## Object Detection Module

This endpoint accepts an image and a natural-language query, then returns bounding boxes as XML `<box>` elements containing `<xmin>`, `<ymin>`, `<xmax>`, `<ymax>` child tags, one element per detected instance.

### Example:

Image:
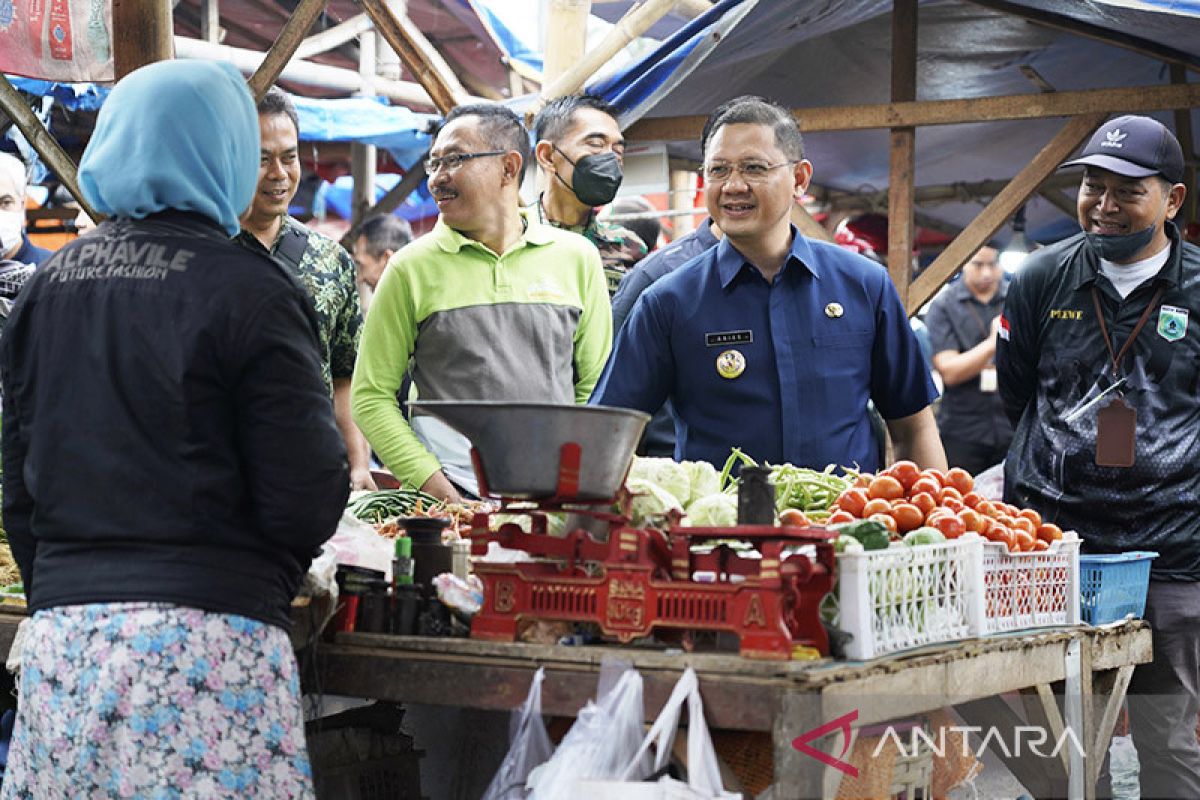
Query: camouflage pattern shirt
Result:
<box><xmin>236</xmin><ymin>216</ymin><xmax>362</xmax><ymax>394</ymax></box>
<box><xmin>532</xmin><ymin>196</ymin><xmax>647</xmax><ymax>296</ymax></box>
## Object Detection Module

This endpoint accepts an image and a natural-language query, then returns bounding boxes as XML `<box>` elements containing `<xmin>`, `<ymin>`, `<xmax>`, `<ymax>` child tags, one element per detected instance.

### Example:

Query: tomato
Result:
<box><xmin>945</xmin><ymin>467</ymin><xmax>974</xmax><ymax>495</ymax></box>
<box><xmin>1018</xmin><ymin>508</ymin><xmax>1043</xmax><ymax>528</ymax></box>
<box><xmin>1013</xmin><ymin>530</ymin><xmax>1036</xmax><ymax>552</ymax></box>
<box><xmin>910</xmin><ymin>478</ymin><xmax>941</xmax><ymax>498</ymax></box>
<box><xmin>835</xmin><ymin>488</ymin><xmax>870</xmax><ymax>518</ymax></box>
<box><xmin>959</xmin><ymin>508</ymin><xmax>984</xmax><ymax>534</ymax></box>
<box><xmin>975</xmin><ymin>499</ymin><xmax>995</xmax><ymax>518</ymax></box>
<box><xmin>827</xmin><ymin>510</ymin><xmax>856</xmax><ymax>525</ymax></box>
<box><xmin>869</xmin><ymin>513</ymin><xmax>898</xmax><ymax>533</ymax></box>
<box><xmin>939</xmin><ymin>486</ymin><xmax>964</xmax><ymax>504</ymax></box>
<box><xmin>862</xmin><ymin>498</ymin><xmax>892</xmax><ymax>517</ymax></box>
<box><xmin>888</xmin><ymin>460</ymin><xmax>921</xmax><ymax>490</ymax></box>
<box><xmin>890</xmin><ymin>503</ymin><xmax>924</xmax><ymax>533</ymax></box>
<box><xmin>1032</xmin><ymin>540</ymin><xmax>1050</xmax><ymax>552</ymax></box>
<box><xmin>976</xmin><ymin>515</ymin><xmax>994</xmax><ymax>537</ymax></box>
<box><xmin>929</xmin><ymin>513</ymin><xmax>966</xmax><ymax>540</ymax></box>
<box><xmin>1010</xmin><ymin>517</ymin><xmax>1037</xmax><ymax>537</ymax></box>
<box><xmin>854</xmin><ymin>472</ymin><xmax>873</xmax><ymax>488</ymax></box>
<box><xmin>868</xmin><ymin>475</ymin><xmax>905</xmax><ymax>501</ymax></box>
<box><xmin>909</xmin><ymin>491</ymin><xmax>937</xmax><ymax>517</ymax></box>
<box><xmin>780</xmin><ymin>509</ymin><xmax>811</xmax><ymax>527</ymax></box>
<box><xmin>941</xmin><ymin>496</ymin><xmax>966</xmax><ymax>514</ymax></box>
<box><xmin>961</xmin><ymin>491</ymin><xmax>984</xmax><ymax>509</ymax></box>
<box><xmin>919</xmin><ymin>469</ymin><xmax>947</xmax><ymax>488</ymax></box>
<box><xmin>989</xmin><ymin>525</ymin><xmax>1016</xmax><ymax>552</ymax></box>
<box><xmin>1037</xmin><ymin>523</ymin><xmax>1063</xmax><ymax>544</ymax></box>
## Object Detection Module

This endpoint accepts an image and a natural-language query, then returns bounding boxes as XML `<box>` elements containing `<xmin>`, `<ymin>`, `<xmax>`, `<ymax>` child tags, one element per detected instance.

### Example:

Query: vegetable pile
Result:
<box><xmin>826</xmin><ymin>461</ymin><xmax>1067</xmax><ymax>553</ymax></box>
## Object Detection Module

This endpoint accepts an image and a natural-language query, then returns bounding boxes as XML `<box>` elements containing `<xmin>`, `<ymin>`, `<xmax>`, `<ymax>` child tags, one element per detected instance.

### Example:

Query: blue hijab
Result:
<box><xmin>78</xmin><ymin>61</ymin><xmax>258</xmax><ymax>237</ymax></box>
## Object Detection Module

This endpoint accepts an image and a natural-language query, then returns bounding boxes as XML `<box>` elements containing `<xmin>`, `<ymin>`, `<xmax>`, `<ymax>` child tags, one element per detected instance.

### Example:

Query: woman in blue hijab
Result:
<box><xmin>0</xmin><ymin>60</ymin><xmax>349</xmax><ymax>798</ymax></box>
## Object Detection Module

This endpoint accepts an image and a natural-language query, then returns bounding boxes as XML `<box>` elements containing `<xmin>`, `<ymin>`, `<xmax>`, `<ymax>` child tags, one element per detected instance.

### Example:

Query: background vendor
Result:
<box><xmin>0</xmin><ymin>153</ymin><xmax>51</xmax><ymax>267</ymax></box>
<box><xmin>592</xmin><ymin>96</ymin><xmax>944</xmax><ymax>472</ymax></box>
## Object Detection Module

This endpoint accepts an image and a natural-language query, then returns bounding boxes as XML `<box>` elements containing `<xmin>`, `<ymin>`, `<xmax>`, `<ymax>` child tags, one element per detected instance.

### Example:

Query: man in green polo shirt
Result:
<box><xmin>351</xmin><ymin>104</ymin><xmax>612</xmax><ymax>502</ymax></box>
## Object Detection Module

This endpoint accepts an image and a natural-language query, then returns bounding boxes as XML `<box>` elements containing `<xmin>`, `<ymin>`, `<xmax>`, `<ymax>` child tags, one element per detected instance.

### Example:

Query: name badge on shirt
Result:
<box><xmin>705</xmin><ymin>329</ymin><xmax>753</xmax><ymax>347</ymax></box>
<box><xmin>1158</xmin><ymin>305</ymin><xmax>1188</xmax><ymax>342</ymax></box>
<box><xmin>979</xmin><ymin>366</ymin><xmax>997</xmax><ymax>393</ymax></box>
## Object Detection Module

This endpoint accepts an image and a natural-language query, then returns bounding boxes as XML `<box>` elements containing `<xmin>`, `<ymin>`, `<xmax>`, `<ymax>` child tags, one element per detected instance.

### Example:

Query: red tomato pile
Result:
<box><xmin>827</xmin><ymin>461</ymin><xmax>1064</xmax><ymax>553</ymax></box>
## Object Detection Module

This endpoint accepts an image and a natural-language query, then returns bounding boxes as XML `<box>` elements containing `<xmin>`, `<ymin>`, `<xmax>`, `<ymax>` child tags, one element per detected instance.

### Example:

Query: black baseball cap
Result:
<box><xmin>1061</xmin><ymin>115</ymin><xmax>1185</xmax><ymax>184</ymax></box>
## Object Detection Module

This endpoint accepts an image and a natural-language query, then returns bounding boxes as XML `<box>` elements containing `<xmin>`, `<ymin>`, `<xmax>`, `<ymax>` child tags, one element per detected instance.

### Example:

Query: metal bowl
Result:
<box><xmin>409</xmin><ymin>401</ymin><xmax>649</xmax><ymax>501</ymax></box>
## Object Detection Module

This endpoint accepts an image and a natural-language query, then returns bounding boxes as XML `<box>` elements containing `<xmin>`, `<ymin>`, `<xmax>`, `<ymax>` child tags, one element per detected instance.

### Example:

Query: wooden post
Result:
<box><xmin>1171</xmin><ymin>64</ymin><xmax>1197</xmax><ymax>226</ymax></box>
<box><xmin>906</xmin><ymin>113</ymin><xmax>1104</xmax><ymax>315</ymax></box>
<box><xmin>888</xmin><ymin>0</ymin><xmax>917</xmax><ymax>304</ymax></box>
<box><xmin>351</xmin><ymin>31</ymin><xmax>377</xmax><ymax>227</ymax></box>
<box><xmin>339</xmin><ymin>158</ymin><xmax>428</xmax><ymax>249</ymax></box>
<box><xmin>112</xmin><ymin>0</ymin><xmax>174</xmax><ymax>79</ymax></box>
<box><xmin>544</xmin><ymin>0</ymin><xmax>592</xmax><ymax>88</ymax></box>
<box><xmin>200</xmin><ymin>0</ymin><xmax>220</xmax><ymax>43</ymax></box>
<box><xmin>0</xmin><ymin>77</ymin><xmax>101</xmax><ymax>222</ymax></box>
<box><xmin>670</xmin><ymin>169</ymin><xmax>696</xmax><ymax>239</ymax></box>
<box><xmin>360</xmin><ymin>0</ymin><xmax>466</xmax><ymax>115</ymax></box>
<box><xmin>246</xmin><ymin>0</ymin><xmax>327</xmax><ymax>102</ymax></box>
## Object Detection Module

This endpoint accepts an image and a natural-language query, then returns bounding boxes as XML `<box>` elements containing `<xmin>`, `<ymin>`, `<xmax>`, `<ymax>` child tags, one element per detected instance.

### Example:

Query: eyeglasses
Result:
<box><xmin>701</xmin><ymin>160</ymin><xmax>800</xmax><ymax>183</ymax></box>
<box><xmin>424</xmin><ymin>151</ymin><xmax>506</xmax><ymax>174</ymax></box>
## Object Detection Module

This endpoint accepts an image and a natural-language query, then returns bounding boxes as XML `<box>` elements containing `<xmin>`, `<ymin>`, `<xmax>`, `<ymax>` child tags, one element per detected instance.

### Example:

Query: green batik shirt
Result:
<box><xmin>532</xmin><ymin>195</ymin><xmax>647</xmax><ymax>296</ymax></box>
<box><xmin>236</xmin><ymin>216</ymin><xmax>362</xmax><ymax>394</ymax></box>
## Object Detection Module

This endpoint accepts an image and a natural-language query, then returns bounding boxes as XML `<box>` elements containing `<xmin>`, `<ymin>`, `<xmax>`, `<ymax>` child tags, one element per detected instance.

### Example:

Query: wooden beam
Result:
<box><xmin>1171</xmin><ymin>64</ymin><xmax>1197</xmax><ymax>226</ymax></box>
<box><xmin>247</xmin><ymin>0</ymin><xmax>327</xmax><ymax>103</ymax></box>
<box><xmin>625</xmin><ymin>82</ymin><xmax>1200</xmax><ymax>141</ymax></box>
<box><xmin>964</xmin><ymin>0</ymin><xmax>1200</xmax><ymax>72</ymax></box>
<box><xmin>535</xmin><ymin>0</ymin><xmax>679</xmax><ymax>110</ymax></box>
<box><xmin>888</xmin><ymin>0</ymin><xmax>917</xmax><ymax>304</ymax></box>
<box><xmin>339</xmin><ymin>159</ymin><xmax>429</xmax><ymax>249</ymax></box>
<box><xmin>0</xmin><ymin>77</ymin><xmax>102</xmax><ymax>223</ymax></box>
<box><xmin>906</xmin><ymin>113</ymin><xmax>1104</xmax><ymax>315</ymax></box>
<box><xmin>824</xmin><ymin>172</ymin><xmax>1080</xmax><ymax>208</ymax></box>
<box><xmin>360</xmin><ymin>0</ymin><xmax>466</xmax><ymax>115</ymax></box>
<box><xmin>113</xmin><ymin>0</ymin><xmax>174</xmax><ymax>79</ymax></box>
<box><xmin>200</xmin><ymin>0</ymin><xmax>220</xmax><ymax>43</ymax></box>
<box><xmin>1038</xmin><ymin>187</ymin><xmax>1079</xmax><ymax>220</ymax></box>
<box><xmin>295</xmin><ymin>12</ymin><xmax>373</xmax><ymax>60</ymax></box>
<box><xmin>791</xmin><ymin>205</ymin><xmax>833</xmax><ymax>243</ymax></box>
<box><xmin>544</xmin><ymin>1</ymin><xmax>591</xmax><ymax>89</ymax></box>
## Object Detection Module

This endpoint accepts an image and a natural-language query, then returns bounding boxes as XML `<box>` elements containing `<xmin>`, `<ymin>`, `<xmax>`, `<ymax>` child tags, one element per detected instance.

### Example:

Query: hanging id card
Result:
<box><xmin>1095</xmin><ymin>396</ymin><xmax>1136</xmax><ymax>467</ymax></box>
<box><xmin>979</xmin><ymin>367</ymin><xmax>997</xmax><ymax>393</ymax></box>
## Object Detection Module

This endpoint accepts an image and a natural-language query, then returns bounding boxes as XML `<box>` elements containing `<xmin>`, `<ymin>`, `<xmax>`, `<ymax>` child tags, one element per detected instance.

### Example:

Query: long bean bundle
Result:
<box><xmin>346</xmin><ymin>489</ymin><xmax>443</xmax><ymax>525</ymax></box>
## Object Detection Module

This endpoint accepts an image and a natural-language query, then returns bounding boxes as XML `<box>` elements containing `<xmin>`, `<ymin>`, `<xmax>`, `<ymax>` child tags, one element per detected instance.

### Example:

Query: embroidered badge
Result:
<box><xmin>1157</xmin><ymin>305</ymin><xmax>1189</xmax><ymax>342</ymax></box>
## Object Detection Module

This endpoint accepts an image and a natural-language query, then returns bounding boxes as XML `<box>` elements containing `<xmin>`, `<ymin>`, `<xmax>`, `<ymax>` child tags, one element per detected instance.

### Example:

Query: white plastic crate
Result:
<box><xmin>978</xmin><ymin>538</ymin><xmax>1080</xmax><ymax>634</ymax></box>
<box><xmin>835</xmin><ymin>539</ymin><xmax>982</xmax><ymax>660</ymax></box>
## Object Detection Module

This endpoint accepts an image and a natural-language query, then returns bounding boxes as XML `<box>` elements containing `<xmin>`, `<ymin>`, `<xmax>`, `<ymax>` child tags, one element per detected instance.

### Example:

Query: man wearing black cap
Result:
<box><xmin>997</xmin><ymin>114</ymin><xmax>1198</xmax><ymax>798</ymax></box>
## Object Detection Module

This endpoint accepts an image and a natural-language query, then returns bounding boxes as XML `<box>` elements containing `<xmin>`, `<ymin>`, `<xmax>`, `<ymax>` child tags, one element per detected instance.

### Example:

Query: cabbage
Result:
<box><xmin>683</xmin><ymin>493</ymin><xmax>738</xmax><ymax>528</ymax></box>
<box><xmin>627</xmin><ymin>457</ymin><xmax>689</xmax><ymax>508</ymax></box>
<box><xmin>682</xmin><ymin>460</ymin><xmax>721</xmax><ymax>506</ymax></box>
<box><xmin>625</xmin><ymin>477</ymin><xmax>683</xmax><ymax>528</ymax></box>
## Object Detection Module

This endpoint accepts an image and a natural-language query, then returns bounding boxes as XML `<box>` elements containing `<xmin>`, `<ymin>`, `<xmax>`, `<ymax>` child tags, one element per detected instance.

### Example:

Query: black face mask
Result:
<box><xmin>1085</xmin><ymin>225</ymin><xmax>1156</xmax><ymax>263</ymax></box>
<box><xmin>553</xmin><ymin>146</ymin><xmax>623</xmax><ymax>207</ymax></box>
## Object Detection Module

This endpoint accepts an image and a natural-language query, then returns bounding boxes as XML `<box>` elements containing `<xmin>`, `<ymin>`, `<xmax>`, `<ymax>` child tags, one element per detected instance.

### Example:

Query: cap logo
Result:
<box><xmin>1101</xmin><ymin>129</ymin><xmax>1127</xmax><ymax>149</ymax></box>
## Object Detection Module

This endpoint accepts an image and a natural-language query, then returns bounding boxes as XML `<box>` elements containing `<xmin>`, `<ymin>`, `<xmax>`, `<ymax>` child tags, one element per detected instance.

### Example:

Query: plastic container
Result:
<box><xmin>1079</xmin><ymin>551</ymin><xmax>1157</xmax><ymax>625</ymax></box>
<box><xmin>834</xmin><ymin>539</ymin><xmax>981</xmax><ymax>660</ymax></box>
<box><xmin>979</xmin><ymin>538</ymin><xmax>1080</xmax><ymax>634</ymax></box>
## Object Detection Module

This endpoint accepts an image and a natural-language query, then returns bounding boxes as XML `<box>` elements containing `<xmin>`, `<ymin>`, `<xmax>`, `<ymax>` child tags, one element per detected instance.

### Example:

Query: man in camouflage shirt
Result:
<box><xmin>532</xmin><ymin>95</ymin><xmax>646</xmax><ymax>294</ymax></box>
<box><xmin>237</xmin><ymin>87</ymin><xmax>375</xmax><ymax>490</ymax></box>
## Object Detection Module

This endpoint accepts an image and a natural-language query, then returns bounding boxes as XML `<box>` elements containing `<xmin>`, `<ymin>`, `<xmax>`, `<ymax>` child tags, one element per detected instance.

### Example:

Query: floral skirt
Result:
<box><xmin>1</xmin><ymin>603</ymin><xmax>314</xmax><ymax>799</ymax></box>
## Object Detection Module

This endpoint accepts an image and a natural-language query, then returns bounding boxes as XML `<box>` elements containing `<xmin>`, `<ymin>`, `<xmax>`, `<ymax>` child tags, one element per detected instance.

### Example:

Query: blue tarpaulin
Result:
<box><xmin>317</xmin><ymin>173</ymin><xmax>438</xmax><ymax>223</ymax></box>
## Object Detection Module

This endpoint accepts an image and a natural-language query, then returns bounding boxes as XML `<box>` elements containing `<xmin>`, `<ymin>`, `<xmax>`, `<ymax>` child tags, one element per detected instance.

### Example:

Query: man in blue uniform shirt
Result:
<box><xmin>592</xmin><ymin>96</ymin><xmax>944</xmax><ymax>472</ymax></box>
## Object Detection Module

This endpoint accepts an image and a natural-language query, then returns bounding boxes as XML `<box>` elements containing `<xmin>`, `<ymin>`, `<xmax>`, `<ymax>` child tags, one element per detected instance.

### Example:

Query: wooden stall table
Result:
<box><xmin>302</xmin><ymin>621</ymin><xmax>1150</xmax><ymax>799</ymax></box>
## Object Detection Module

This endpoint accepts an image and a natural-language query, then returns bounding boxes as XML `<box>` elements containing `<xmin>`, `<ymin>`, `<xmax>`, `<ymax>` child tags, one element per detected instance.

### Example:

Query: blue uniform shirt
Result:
<box><xmin>591</xmin><ymin>227</ymin><xmax>938</xmax><ymax>472</ymax></box>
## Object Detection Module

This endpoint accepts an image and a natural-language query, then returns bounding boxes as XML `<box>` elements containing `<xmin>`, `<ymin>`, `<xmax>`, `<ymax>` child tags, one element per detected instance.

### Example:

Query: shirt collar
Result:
<box><xmin>715</xmin><ymin>225</ymin><xmax>820</xmax><ymax>289</ymax></box>
<box><xmin>952</xmin><ymin>276</ymin><xmax>1007</xmax><ymax>305</ymax></box>
<box><xmin>434</xmin><ymin>208</ymin><xmax>552</xmax><ymax>254</ymax></box>
<box><xmin>1070</xmin><ymin>220</ymin><xmax>1184</xmax><ymax>291</ymax></box>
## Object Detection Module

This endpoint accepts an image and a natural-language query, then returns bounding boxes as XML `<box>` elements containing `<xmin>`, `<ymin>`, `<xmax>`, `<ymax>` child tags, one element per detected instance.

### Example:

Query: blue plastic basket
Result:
<box><xmin>1079</xmin><ymin>552</ymin><xmax>1157</xmax><ymax>625</ymax></box>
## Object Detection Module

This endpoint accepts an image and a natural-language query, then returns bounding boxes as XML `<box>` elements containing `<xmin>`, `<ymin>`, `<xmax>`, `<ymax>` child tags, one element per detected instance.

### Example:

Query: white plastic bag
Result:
<box><xmin>579</xmin><ymin>668</ymin><xmax>742</xmax><ymax>799</ymax></box>
<box><xmin>321</xmin><ymin>510</ymin><xmax>394</xmax><ymax>580</ymax></box>
<box><xmin>482</xmin><ymin>667</ymin><xmax>554</xmax><ymax>800</ymax></box>
<box><xmin>526</xmin><ymin>667</ymin><xmax>648</xmax><ymax>798</ymax></box>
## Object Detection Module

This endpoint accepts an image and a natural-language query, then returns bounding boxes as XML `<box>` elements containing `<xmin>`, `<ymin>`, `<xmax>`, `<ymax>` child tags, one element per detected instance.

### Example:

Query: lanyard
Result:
<box><xmin>965</xmin><ymin>299</ymin><xmax>995</xmax><ymax>341</ymax></box>
<box><xmin>1089</xmin><ymin>284</ymin><xmax>1165</xmax><ymax>380</ymax></box>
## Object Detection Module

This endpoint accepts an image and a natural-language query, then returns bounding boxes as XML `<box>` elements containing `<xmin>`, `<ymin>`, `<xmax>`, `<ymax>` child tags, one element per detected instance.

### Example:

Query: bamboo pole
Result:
<box><xmin>247</xmin><ymin>0</ymin><xmax>327</xmax><ymax>102</ymax></box>
<box><xmin>887</xmin><ymin>0</ymin><xmax>917</xmax><ymax>304</ymax></box>
<box><xmin>360</xmin><ymin>0</ymin><xmax>465</xmax><ymax>114</ymax></box>
<box><xmin>536</xmin><ymin>0</ymin><xmax>679</xmax><ymax>109</ymax></box>
<box><xmin>294</xmin><ymin>13</ymin><xmax>373</xmax><ymax>60</ymax></box>
<box><xmin>200</xmin><ymin>0</ymin><xmax>221</xmax><ymax>43</ymax></box>
<box><xmin>670</xmin><ymin>169</ymin><xmax>696</xmax><ymax>238</ymax></box>
<box><xmin>351</xmin><ymin>31</ymin><xmax>378</xmax><ymax>227</ymax></box>
<box><xmin>0</xmin><ymin>77</ymin><xmax>101</xmax><ymax>222</ymax></box>
<box><xmin>544</xmin><ymin>0</ymin><xmax>592</xmax><ymax>88</ymax></box>
<box><xmin>113</xmin><ymin>0</ymin><xmax>174</xmax><ymax>79</ymax></box>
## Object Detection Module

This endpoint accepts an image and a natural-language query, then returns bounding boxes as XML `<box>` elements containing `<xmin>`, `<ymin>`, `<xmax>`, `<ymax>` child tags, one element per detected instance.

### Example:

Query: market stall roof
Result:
<box><xmin>585</xmin><ymin>0</ymin><xmax>1200</xmax><ymax>241</ymax></box>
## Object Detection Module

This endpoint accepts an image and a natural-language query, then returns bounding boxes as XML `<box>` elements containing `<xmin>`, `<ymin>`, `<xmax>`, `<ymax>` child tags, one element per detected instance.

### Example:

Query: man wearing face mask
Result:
<box><xmin>531</xmin><ymin>94</ymin><xmax>646</xmax><ymax>295</ymax></box>
<box><xmin>0</xmin><ymin>153</ymin><xmax>51</xmax><ymax>267</ymax></box>
<box><xmin>997</xmin><ymin>115</ymin><xmax>1200</xmax><ymax>800</ymax></box>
